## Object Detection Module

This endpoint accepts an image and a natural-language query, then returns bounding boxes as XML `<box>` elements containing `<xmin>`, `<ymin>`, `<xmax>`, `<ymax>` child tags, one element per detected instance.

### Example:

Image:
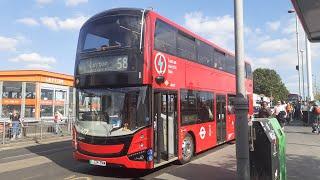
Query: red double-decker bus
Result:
<box><xmin>73</xmin><ymin>8</ymin><xmax>253</xmax><ymax>169</ymax></box>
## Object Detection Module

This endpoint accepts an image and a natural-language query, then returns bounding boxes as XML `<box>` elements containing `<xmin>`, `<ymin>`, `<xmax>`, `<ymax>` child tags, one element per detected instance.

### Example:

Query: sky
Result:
<box><xmin>0</xmin><ymin>0</ymin><xmax>319</xmax><ymax>95</ymax></box>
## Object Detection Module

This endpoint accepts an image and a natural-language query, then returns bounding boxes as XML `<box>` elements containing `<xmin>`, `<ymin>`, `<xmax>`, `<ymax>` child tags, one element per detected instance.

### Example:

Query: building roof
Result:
<box><xmin>291</xmin><ymin>0</ymin><xmax>320</xmax><ymax>42</ymax></box>
<box><xmin>0</xmin><ymin>70</ymin><xmax>74</xmax><ymax>86</ymax></box>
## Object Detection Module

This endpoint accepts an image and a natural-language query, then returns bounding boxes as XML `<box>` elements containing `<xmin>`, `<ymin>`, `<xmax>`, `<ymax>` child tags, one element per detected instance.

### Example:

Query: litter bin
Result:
<box><xmin>250</xmin><ymin>118</ymin><xmax>286</xmax><ymax>180</ymax></box>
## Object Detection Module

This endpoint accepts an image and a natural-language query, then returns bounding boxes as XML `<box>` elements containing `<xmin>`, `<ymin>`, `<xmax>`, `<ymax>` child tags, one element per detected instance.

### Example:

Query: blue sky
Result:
<box><xmin>0</xmin><ymin>0</ymin><xmax>319</xmax><ymax>95</ymax></box>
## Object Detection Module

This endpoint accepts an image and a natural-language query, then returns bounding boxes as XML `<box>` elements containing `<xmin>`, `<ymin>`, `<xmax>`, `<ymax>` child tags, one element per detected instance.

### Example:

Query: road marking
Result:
<box><xmin>0</xmin><ymin>156</ymin><xmax>52</xmax><ymax>174</ymax></box>
<box><xmin>22</xmin><ymin>174</ymin><xmax>43</xmax><ymax>180</ymax></box>
<box><xmin>155</xmin><ymin>173</ymin><xmax>186</xmax><ymax>180</ymax></box>
<box><xmin>1</xmin><ymin>147</ymin><xmax>71</xmax><ymax>161</ymax></box>
<box><xmin>64</xmin><ymin>175</ymin><xmax>76</xmax><ymax>179</ymax></box>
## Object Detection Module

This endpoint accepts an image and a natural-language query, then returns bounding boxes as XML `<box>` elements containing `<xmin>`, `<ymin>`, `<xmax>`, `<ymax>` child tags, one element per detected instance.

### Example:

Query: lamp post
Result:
<box><xmin>300</xmin><ymin>49</ymin><xmax>305</xmax><ymax>100</ymax></box>
<box><xmin>288</xmin><ymin>9</ymin><xmax>301</xmax><ymax>97</ymax></box>
<box><xmin>234</xmin><ymin>0</ymin><xmax>250</xmax><ymax>179</ymax></box>
<box><xmin>305</xmin><ymin>36</ymin><xmax>314</xmax><ymax>101</ymax></box>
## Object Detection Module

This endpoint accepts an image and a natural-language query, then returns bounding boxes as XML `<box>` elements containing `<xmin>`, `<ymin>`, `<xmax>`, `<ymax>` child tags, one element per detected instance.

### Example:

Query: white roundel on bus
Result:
<box><xmin>199</xmin><ymin>126</ymin><xmax>206</xmax><ymax>139</ymax></box>
<box><xmin>154</xmin><ymin>52</ymin><xmax>167</xmax><ymax>75</ymax></box>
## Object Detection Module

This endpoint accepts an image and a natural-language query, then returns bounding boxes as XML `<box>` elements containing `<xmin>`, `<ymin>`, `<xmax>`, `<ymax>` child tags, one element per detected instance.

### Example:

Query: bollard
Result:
<box><xmin>2</xmin><ymin>121</ymin><xmax>5</xmax><ymax>144</ymax></box>
<box><xmin>40</xmin><ymin>119</ymin><xmax>43</xmax><ymax>141</ymax></box>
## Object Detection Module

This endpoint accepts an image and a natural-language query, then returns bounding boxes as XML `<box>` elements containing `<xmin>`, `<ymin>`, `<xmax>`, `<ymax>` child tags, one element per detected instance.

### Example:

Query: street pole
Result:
<box><xmin>295</xmin><ymin>15</ymin><xmax>302</xmax><ymax>98</ymax></box>
<box><xmin>305</xmin><ymin>36</ymin><xmax>314</xmax><ymax>101</ymax></box>
<box><xmin>300</xmin><ymin>49</ymin><xmax>305</xmax><ymax>101</ymax></box>
<box><xmin>234</xmin><ymin>0</ymin><xmax>250</xmax><ymax>179</ymax></box>
<box><xmin>288</xmin><ymin>10</ymin><xmax>301</xmax><ymax>97</ymax></box>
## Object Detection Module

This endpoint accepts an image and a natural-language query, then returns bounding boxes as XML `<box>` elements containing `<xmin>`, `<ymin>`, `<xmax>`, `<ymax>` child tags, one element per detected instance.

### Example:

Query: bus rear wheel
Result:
<box><xmin>179</xmin><ymin>133</ymin><xmax>194</xmax><ymax>164</ymax></box>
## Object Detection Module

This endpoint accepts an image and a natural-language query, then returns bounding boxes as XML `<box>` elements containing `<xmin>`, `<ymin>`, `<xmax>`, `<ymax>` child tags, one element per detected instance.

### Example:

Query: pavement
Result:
<box><xmin>0</xmin><ymin>124</ymin><xmax>319</xmax><ymax>180</ymax></box>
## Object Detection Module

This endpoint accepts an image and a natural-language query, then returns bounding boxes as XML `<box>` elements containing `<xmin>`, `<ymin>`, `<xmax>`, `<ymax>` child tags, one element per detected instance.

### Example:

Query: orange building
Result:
<box><xmin>0</xmin><ymin>70</ymin><xmax>75</xmax><ymax>121</ymax></box>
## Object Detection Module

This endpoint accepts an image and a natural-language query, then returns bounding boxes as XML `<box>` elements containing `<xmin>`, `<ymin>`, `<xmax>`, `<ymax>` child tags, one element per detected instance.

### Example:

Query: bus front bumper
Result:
<box><xmin>73</xmin><ymin>150</ymin><xmax>152</xmax><ymax>169</ymax></box>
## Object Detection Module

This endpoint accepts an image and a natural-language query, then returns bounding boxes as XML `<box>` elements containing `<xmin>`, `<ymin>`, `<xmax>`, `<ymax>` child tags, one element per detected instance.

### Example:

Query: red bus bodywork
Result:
<box><xmin>73</xmin><ymin>8</ymin><xmax>253</xmax><ymax>169</ymax></box>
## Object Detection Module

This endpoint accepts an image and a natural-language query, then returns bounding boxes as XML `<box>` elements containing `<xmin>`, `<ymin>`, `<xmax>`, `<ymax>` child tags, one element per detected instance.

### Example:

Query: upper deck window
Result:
<box><xmin>196</xmin><ymin>40</ymin><xmax>214</xmax><ymax>67</ymax></box>
<box><xmin>78</xmin><ymin>15</ymin><xmax>141</xmax><ymax>52</ymax></box>
<box><xmin>177</xmin><ymin>31</ymin><xmax>196</xmax><ymax>60</ymax></box>
<box><xmin>154</xmin><ymin>20</ymin><xmax>177</xmax><ymax>55</ymax></box>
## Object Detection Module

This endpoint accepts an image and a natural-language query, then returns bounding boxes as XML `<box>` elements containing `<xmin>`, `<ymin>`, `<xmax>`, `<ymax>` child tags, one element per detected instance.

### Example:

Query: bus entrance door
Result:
<box><xmin>216</xmin><ymin>95</ymin><xmax>227</xmax><ymax>144</ymax></box>
<box><xmin>153</xmin><ymin>91</ymin><xmax>178</xmax><ymax>165</ymax></box>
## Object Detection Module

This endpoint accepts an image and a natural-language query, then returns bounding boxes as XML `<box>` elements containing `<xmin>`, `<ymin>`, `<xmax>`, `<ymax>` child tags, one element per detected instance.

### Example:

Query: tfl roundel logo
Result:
<box><xmin>154</xmin><ymin>52</ymin><xmax>167</xmax><ymax>75</ymax></box>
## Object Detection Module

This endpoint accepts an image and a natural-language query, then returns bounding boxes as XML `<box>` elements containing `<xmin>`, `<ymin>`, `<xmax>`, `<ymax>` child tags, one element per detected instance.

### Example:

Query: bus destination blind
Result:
<box><xmin>78</xmin><ymin>55</ymin><xmax>128</xmax><ymax>74</ymax></box>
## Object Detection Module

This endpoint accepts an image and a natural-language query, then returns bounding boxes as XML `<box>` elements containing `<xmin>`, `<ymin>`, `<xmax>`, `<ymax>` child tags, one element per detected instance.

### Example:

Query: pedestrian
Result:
<box><xmin>286</xmin><ymin>102</ymin><xmax>294</xmax><ymax>124</ymax></box>
<box><xmin>54</xmin><ymin>111</ymin><xmax>63</xmax><ymax>136</ymax></box>
<box><xmin>10</xmin><ymin>110</ymin><xmax>21</xmax><ymax>140</ymax></box>
<box><xmin>258</xmin><ymin>101</ymin><xmax>272</xmax><ymax>118</ymax></box>
<box><xmin>301</xmin><ymin>101</ymin><xmax>309</xmax><ymax>126</ymax></box>
<box><xmin>310</xmin><ymin>102</ymin><xmax>320</xmax><ymax>133</ymax></box>
<box><xmin>273</xmin><ymin>101</ymin><xmax>286</xmax><ymax>127</ymax></box>
<box><xmin>294</xmin><ymin>100</ymin><xmax>303</xmax><ymax>121</ymax></box>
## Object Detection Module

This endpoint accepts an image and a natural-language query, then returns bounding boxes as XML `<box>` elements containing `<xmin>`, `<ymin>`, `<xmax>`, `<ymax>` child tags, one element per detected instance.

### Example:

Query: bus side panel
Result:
<box><xmin>180</xmin><ymin>122</ymin><xmax>216</xmax><ymax>154</ymax></box>
<box><xmin>143</xmin><ymin>13</ymin><xmax>153</xmax><ymax>85</ymax></box>
<box><xmin>185</xmin><ymin>61</ymin><xmax>236</xmax><ymax>92</ymax></box>
<box><xmin>226</xmin><ymin>113</ymin><xmax>236</xmax><ymax>140</ymax></box>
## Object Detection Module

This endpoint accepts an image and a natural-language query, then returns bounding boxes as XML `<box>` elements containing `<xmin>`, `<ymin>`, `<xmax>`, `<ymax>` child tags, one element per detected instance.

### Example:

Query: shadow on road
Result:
<box><xmin>24</xmin><ymin>140</ymin><xmax>234</xmax><ymax>179</ymax></box>
<box><xmin>286</xmin><ymin>154</ymin><xmax>320</xmax><ymax>180</ymax></box>
<box><xmin>153</xmin><ymin>163</ymin><xmax>235</xmax><ymax>180</ymax></box>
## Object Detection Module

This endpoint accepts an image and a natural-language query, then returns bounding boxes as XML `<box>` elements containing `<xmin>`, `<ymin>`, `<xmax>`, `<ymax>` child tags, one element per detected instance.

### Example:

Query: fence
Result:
<box><xmin>0</xmin><ymin>117</ymin><xmax>75</xmax><ymax>145</ymax></box>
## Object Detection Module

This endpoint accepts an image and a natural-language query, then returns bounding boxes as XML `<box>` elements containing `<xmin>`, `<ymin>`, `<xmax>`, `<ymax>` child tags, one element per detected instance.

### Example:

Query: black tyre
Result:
<box><xmin>179</xmin><ymin>133</ymin><xmax>194</xmax><ymax>164</ymax></box>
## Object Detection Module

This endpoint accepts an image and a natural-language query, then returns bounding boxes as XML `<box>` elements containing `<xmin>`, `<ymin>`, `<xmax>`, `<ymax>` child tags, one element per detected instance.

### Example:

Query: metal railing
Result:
<box><xmin>0</xmin><ymin>117</ymin><xmax>75</xmax><ymax>145</ymax></box>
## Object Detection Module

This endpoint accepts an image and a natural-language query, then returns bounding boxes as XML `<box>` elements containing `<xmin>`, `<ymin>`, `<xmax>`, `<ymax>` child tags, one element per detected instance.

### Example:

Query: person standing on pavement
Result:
<box><xmin>310</xmin><ymin>102</ymin><xmax>320</xmax><ymax>133</ymax></box>
<box><xmin>273</xmin><ymin>101</ymin><xmax>286</xmax><ymax>127</ymax></box>
<box><xmin>10</xmin><ymin>110</ymin><xmax>21</xmax><ymax>140</ymax></box>
<box><xmin>286</xmin><ymin>102</ymin><xmax>294</xmax><ymax>125</ymax></box>
<box><xmin>54</xmin><ymin>111</ymin><xmax>63</xmax><ymax>135</ymax></box>
<box><xmin>301</xmin><ymin>101</ymin><xmax>309</xmax><ymax>126</ymax></box>
<box><xmin>258</xmin><ymin>101</ymin><xmax>272</xmax><ymax>118</ymax></box>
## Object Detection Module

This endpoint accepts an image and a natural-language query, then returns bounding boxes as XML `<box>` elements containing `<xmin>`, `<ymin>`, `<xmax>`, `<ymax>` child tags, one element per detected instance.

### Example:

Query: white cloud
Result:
<box><xmin>266</xmin><ymin>21</ymin><xmax>280</xmax><ymax>31</ymax></box>
<box><xmin>26</xmin><ymin>63</ymin><xmax>52</xmax><ymax>69</ymax></box>
<box><xmin>66</xmin><ymin>0</ymin><xmax>88</xmax><ymax>6</ymax></box>
<box><xmin>36</xmin><ymin>0</ymin><xmax>53</xmax><ymax>5</ymax></box>
<box><xmin>0</xmin><ymin>36</ymin><xmax>19</xmax><ymax>51</ymax></box>
<box><xmin>17</xmin><ymin>18</ymin><xmax>39</xmax><ymax>26</ymax></box>
<box><xmin>9</xmin><ymin>53</ymin><xmax>56</xmax><ymax>65</ymax></box>
<box><xmin>40</xmin><ymin>16</ymin><xmax>88</xmax><ymax>31</ymax></box>
<box><xmin>256</xmin><ymin>38</ymin><xmax>293</xmax><ymax>53</ymax></box>
<box><xmin>184</xmin><ymin>12</ymin><xmax>234</xmax><ymax>49</ymax></box>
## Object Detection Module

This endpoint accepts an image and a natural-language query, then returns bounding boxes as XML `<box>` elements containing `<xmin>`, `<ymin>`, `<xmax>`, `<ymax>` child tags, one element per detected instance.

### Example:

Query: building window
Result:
<box><xmin>26</xmin><ymin>83</ymin><xmax>36</xmax><ymax>99</ymax></box>
<box><xmin>2</xmin><ymin>82</ymin><xmax>22</xmax><ymax>99</ymax></box>
<box><xmin>2</xmin><ymin>105</ymin><xmax>21</xmax><ymax>118</ymax></box>
<box><xmin>55</xmin><ymin>106</ymin><xmax>65</xmax><ymax>116</ymax></box>
<box><xmin>55</xmin><ymin>90</ymin><xmax>66</xmax><ymax>101</ymax></box>
<box><xmin>25</xmin><ymin>105</ymin><xmax>35</xmax><ymax>118</ymax></box>
<box><xmin>41</xmin><ymin>89</ymin><xmax>53</xmax><ymax>100</ymax></box>
<box><xmin>40</xmin><ymin>105</ymin><xmax>53</xmax><ymax>117</ymax></box>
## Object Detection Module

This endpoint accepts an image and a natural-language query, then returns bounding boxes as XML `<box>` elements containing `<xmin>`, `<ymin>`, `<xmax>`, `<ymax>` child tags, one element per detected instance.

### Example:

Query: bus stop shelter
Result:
<box><xmin>291</xmin><ymin>0</ymin><xmax>320</xmax><ymax>42</ymax></box>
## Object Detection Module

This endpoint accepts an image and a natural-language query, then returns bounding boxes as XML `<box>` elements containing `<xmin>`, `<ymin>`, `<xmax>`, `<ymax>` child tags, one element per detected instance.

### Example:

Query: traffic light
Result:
<box><xmin>296</xmin><ymin>65</ymin><xmax>299</xmax><ymax>71</ymax></box>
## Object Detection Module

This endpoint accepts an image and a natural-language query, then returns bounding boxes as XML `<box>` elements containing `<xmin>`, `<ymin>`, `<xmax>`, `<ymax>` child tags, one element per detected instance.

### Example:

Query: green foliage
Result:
<box><xmin>253</xmin><ymin>68</ymin><xmax>289</xmax><ymax>102</ymax></box>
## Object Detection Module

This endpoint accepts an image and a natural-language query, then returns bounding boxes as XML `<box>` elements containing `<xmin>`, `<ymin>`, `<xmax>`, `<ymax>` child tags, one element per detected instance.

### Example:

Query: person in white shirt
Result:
<box><xmin>273</xmin><ymin>101</ymin><xmax>286</xmax><ymax>127</ymax></box>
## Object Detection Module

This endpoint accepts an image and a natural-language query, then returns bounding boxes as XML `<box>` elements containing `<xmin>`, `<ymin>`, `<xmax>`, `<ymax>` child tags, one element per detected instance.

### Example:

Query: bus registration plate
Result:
<box><xmin>89</xmin><ymin>160</ymin><xmax>106</xmax><ymax>166</ymax></box>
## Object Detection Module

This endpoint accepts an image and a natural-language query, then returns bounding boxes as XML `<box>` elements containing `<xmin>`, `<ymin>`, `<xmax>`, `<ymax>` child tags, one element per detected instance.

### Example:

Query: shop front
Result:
<box><xmin>0</xmin><ymin>70</ymin><xmax>75</xmax><ymax>122</ymax></box>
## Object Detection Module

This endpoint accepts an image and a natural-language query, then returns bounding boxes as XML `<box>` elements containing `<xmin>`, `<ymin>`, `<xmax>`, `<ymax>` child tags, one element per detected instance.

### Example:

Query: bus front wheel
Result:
<box><xmin>179</xmin><ymin>133</ymin><xmax>194</xmax><ymax>164</ymax></box>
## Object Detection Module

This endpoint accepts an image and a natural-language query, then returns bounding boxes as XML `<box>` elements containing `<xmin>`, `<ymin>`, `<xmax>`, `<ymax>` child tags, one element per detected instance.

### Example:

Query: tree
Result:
<box><xmin>253</xmin><ymin>68</ymin><xmax>289</xmax><ymax>103</ymax></box>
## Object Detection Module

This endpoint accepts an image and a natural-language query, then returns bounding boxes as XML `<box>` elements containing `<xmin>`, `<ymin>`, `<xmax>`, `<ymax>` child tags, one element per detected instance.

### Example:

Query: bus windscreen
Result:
<box><xmin>78</xmin><ymin>15</ymin><xmax>141</xmax><ymax>53</ymax></box>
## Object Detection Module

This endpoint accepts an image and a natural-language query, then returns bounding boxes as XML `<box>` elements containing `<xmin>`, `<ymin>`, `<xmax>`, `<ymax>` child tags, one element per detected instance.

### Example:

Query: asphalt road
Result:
<box><xmin>1</xmin><ymin>124</ymin><xmax>319</xmax><ymax>180</ymax></box>
<box><xmin>0</xmin><ymin>139</ymin><xmax>232</xmax><ymax>180</ymax></box>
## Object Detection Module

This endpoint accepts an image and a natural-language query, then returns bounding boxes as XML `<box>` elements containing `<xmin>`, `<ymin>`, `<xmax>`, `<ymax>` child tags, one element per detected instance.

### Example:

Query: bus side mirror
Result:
<box><xmin>155</xmin><ymin>76</ymin><xmax>165</xmax><ymax>84</ymax></box>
